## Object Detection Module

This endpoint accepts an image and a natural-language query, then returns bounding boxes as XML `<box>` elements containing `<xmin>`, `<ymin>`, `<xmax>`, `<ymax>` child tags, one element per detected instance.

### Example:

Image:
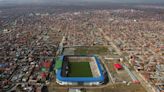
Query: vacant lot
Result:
<box><xmin>87</xmin><ymin>84</ymin><xmax>146</xmax><ymax>92</ymax></box>
<box><xmin>75</xmin><ymin>46</ymin><xmax>108</xmax><ymax>55</ymax></box>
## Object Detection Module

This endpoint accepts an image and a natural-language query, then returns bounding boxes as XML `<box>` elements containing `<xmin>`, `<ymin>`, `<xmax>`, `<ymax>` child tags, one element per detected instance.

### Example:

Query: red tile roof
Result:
<box><xmin>114</xmin><ymin>63</ymin><xmax>122</xmax><ymax>69</ymax></box>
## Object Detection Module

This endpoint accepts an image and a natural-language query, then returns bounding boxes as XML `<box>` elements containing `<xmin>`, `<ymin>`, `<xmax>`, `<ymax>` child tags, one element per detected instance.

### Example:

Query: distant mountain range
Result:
<box><xmin>1</xmin><ymin>0</ymin><xmax>164</xmax><ymax>4</ymax></box>
<box><xmin>0</xmin><ymin>0</ymin><xmax>164</xmax><ymax>6</ymax></box>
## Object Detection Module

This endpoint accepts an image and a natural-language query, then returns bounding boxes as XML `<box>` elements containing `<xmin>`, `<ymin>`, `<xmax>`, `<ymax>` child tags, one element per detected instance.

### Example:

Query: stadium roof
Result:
<box><xmin>55</xmin><ymin>59</ymin><xmax>62</xmax><ymax>69</ymax></box>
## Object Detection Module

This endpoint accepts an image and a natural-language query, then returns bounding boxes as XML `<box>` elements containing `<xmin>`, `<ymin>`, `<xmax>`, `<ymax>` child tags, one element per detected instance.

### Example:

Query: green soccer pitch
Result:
<box><xmin>68</xmin><ymin>62</ymin><xmax>93</xmax><ymax>77</ymax></box>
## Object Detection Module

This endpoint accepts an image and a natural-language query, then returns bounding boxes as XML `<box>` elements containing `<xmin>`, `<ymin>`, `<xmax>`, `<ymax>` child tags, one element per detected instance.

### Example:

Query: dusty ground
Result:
<box><xmin>48</xmin><ymin>82</ymin><xmax>146</xmax><ymax>92</ymax></box>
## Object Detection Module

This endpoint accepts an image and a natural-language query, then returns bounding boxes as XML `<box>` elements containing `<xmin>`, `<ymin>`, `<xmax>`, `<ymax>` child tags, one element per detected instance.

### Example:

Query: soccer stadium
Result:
<box><xmin>55</xmin><ymin>55</ymin><xmax>107</xmax><ymax>85</ymax></box>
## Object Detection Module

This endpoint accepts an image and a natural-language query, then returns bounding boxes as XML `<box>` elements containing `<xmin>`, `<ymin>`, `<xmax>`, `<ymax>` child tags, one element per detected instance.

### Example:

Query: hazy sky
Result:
<box><xmin>0</xmin><ymin>0</ymin><xmax>164</xmax><ymax>4</ymax></box>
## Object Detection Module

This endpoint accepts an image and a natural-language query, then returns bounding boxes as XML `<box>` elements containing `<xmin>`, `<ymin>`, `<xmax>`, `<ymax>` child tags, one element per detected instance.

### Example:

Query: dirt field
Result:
<box><xmin>74</xmin><ymin>46</ymin><xmax>108</xmax><ymax>55</ymax></box>
<box><xmin>100</xmin><ymin>84</ymin><xmax>147</xmax><ymax>92</ymax></box>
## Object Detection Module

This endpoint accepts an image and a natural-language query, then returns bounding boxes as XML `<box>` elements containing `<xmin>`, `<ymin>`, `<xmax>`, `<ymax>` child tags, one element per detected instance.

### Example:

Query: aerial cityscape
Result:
<box><xmin>0</xmin><ymin>0</ymin><xmax>164</xmax><ymax>92</ymax></box>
